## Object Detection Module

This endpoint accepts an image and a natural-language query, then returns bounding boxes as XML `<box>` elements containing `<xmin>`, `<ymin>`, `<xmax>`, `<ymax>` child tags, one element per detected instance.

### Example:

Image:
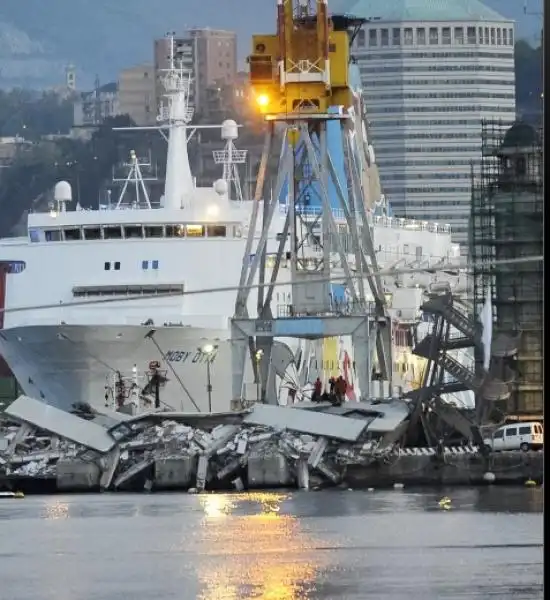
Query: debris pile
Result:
<box><xmin>1</xmin><ymin>413</ymin><xmax>401</xmax><ymax>491</ymax></box>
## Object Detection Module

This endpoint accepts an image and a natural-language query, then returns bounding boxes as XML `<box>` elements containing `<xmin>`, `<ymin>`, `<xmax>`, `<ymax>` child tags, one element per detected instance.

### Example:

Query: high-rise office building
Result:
<box><xmin>349</xmin><ymin>0</ymin><xmax>516</xmax><ymax>245</ymax></box>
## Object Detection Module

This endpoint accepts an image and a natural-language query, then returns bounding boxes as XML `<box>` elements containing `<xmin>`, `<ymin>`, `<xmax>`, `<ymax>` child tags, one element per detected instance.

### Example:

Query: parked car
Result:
<box><xmin>483</xmin><ymin>422</ymin><xmax>543</xmax><ymax>452</ymax></box>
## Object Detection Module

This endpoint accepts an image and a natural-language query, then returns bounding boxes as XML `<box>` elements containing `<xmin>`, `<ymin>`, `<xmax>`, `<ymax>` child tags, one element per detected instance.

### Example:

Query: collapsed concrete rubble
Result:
<box><xmin>0</xmin><ymin>395</ymin><xmax>416</xmax><ymax>492</ymax></box>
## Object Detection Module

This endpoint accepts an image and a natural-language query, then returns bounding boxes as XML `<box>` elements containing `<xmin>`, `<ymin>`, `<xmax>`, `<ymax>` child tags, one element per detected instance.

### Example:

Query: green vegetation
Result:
<box><xmin>0</xmin><ymin>113</ymin><xmax>166</xmax><ymax>237</ymax></box>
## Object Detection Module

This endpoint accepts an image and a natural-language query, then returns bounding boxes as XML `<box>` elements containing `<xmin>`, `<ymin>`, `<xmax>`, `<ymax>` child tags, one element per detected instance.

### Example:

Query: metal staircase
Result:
<box><xmin>404</xmin><ymin>291</ymin><xmax>516</xmax><ymax>448</ymax></box>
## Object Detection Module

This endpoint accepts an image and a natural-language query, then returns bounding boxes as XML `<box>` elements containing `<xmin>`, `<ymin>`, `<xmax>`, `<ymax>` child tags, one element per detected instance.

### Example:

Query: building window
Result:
<box><xmin>503</xmin><ymin>29</ymin><xmax>508</xmax><ymax>45</ymax></box>
<box><xmin>369</xmin><ymin>29</ymin><xmax>377</xmax><ymax>47</ymax></box>
<box><xmin>392</xmin><ymin>28</ymin><xmax>401</xmax><ymax>45</ymax></box>
<box><xmin>454</xmin><ymin>27</ymin><xmax>464</xmax><ymax>44</ymax></box>
<box><xmin>104</xmin><ymin>262</ymin><xmax>111</xmax><ymax>271</ymax></box>
<box><xmin>404</xmin><ymin>28</ymin><xmax>413</xmax><ymax>45</ymax></box>
<box><xmin>497</xmin><ymin>28</ymin><xmax>502</xmax><ymax>45</ymax></box>
<box><xmin>114</xmin><ymin>262</ymin><xmax>121</xmax><ymax>271</ymax></box>
<box><xmin>381</xmin><ymin>29</ymin><xmax>389</xmax><ymax>46</ymax></box>
<box><xmin>152</xmin><ymin>260</ymin><xmax>159</xmax><ymax>270</ymax></box>
<box><xmin>442</xmin><ymin>27</ymin><xmax>451</xmax><ymax>44</ymax></box>
<box><xmin>490</xmin><ymin>28</ymin><xmax>495</xmax><ymax>45</ymax></box>
<box><xmin>484</xmin><ymin>28</ymin><xmax>489</xmax><ymax>44</ymax></box>
<box><xmin>142</xmin><ymin>260</ymin><xmax>149</xmax><ymax>270</ymax></box>
<box><xmin>416</xmin><ymin>28</ymin><xmax>426</xmax><ymax>45</ymax></box>
<box><xmin>357</xmin><ymin>29</ymin><xmax>366</xmax><ymax>46</ymax></box>
<box><xmin>509</xmin><ymin>29</ymin><xmax>514</xmax><ymax>45</ymax></box>
<box><xmin>478</xmin><ymin>27</ymin><xmax>483</xmax><ymax>44</ymax></box>
<box><xmin>467</xmin><ymin>27</ymin><xmax>476</xmax><ymax>44</ymax></box>
<box><xmin>429</xmin><ymin>28</ymin><xmax>438</xmax><ymax>45</ymax></box>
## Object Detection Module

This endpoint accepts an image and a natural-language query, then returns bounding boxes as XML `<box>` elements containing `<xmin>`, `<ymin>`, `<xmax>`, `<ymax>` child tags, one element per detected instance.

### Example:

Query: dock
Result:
<box><xmin>0</xmin><ymin>395</ymin><xmax>542</xmax><ymax>494</ymax></box>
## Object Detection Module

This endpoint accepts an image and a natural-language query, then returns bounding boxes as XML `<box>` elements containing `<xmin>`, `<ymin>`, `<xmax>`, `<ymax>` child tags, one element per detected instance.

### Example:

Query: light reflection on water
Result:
<box><xmin>195</xmin><ymin>492</ymin><xmax>328</xmax><ymax>599</ymax></box>
<box><xmin>0</xmin><ymin>487</ymin><xmax>543</xmax><ymax>600</ymax></box>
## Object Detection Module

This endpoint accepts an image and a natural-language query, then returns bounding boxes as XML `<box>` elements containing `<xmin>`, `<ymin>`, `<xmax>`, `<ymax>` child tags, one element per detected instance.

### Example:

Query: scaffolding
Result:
<box><xmin>470</xmin><ymin>120</ymin><xmax>543</xmax><ymax>417</ymax></box>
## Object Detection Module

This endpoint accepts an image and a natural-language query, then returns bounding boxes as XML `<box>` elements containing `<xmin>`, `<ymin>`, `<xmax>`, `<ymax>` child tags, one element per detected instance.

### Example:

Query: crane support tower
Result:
<box><xmin>231</xmin><ymin>0</ymin><xmax>392</xmax><ymax>406</ymax></box>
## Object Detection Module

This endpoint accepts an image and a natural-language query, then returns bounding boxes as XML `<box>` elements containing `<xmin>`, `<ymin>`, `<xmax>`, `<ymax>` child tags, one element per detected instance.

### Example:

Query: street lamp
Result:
<box><xmin>255</xmin><ymin>349</ymin><xmax>264</xmax><ymax>403</ymax></box>
<box><xmin>198</xmin><ymin>344</ymin><xmax>218</xmax><ymax>412</ymax></box>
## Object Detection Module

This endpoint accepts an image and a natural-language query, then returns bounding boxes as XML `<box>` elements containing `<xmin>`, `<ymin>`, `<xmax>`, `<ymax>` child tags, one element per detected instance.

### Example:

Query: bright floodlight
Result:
<box><xmin>201</xmin><ymin>344</ymin><xmax>215</xmax><ymax>354</ymax></box>
<box><xmin>256</xmin><ymin>94</ymin><xmax>269</xmax><ymax>107</ymax></box>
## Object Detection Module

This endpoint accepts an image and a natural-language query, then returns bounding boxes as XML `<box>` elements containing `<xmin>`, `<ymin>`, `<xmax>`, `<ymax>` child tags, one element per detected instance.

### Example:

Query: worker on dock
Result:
<box><xmin>312</xmin><ymin>377</ymin><xmax>323</xmax><ymax>402</ymax></box>
<box><xmin>334</xmin><ymin>376</ymin><xmax>347</xmax><ymax>406</ymax></box>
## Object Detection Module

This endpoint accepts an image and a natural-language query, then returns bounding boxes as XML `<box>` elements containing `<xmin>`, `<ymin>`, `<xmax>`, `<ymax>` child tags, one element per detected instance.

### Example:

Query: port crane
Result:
<box><xmin>230</xmin><ymin>0</ymin><xmax>393</xmax><ymax>405</ymax></box>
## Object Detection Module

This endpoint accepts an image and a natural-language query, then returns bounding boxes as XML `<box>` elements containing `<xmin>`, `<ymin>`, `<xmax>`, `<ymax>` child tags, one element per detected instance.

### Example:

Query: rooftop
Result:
<box><xmin>333</xmin><ymin>0</ymin><xmax>509</xmax><ymax>23</ymax></box>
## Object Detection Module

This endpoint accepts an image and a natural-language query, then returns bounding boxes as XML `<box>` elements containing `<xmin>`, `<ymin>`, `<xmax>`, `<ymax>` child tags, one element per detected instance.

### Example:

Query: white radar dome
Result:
<box><xmin>213</xmin><ymin>179</ymin><xmax>228</xmax><ymax>196</ymax></box>
<box><xmin>221</xmin><ymin>119</ymin><xmax>238</xmax><ymax>141</ymax></box>
<box><xmin>54</xmin><ymin>180</ymin><xmax>72</xmax><ymax>202</ymax></box>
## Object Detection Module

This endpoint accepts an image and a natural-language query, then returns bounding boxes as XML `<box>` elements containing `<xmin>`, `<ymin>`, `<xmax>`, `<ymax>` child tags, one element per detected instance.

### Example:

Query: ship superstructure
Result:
<box><xmin>0</xmin><ymin>31</ymin><xmax>465</xmax><ymax>414</ymax></box>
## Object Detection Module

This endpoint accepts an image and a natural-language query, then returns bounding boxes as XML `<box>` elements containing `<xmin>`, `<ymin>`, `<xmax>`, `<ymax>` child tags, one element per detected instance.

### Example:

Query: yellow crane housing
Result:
<box><xmin>248</xmin><ymin>0</ymin><xmax>352</xmax><ymax>115</ymax></box>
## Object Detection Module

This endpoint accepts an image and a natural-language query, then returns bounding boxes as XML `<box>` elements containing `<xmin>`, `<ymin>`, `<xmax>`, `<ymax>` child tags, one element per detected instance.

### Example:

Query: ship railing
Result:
<box><xmin>277</xmin><ymin>204</ymin><xmax>451</xmax><ymax>233</ymax></box>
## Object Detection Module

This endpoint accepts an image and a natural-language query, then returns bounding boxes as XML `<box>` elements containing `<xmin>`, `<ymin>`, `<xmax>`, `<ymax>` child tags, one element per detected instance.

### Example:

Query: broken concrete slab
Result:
<box><xmin>243</xmin><ymin>404</ymin><xmax>368</xmax><ymax>442</ymax></box>
<box><xmin>6</xmin><ymin>396</ymin><xmax>117</xmax><ymax>453</ymax></box>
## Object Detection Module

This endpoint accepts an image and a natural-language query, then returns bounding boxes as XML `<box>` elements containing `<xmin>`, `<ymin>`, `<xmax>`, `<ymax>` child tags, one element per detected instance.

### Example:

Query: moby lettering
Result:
<box><xmin>165</xmin><ymin>349</ymin><xmax>219</xmax><ymax>364</ymax></box>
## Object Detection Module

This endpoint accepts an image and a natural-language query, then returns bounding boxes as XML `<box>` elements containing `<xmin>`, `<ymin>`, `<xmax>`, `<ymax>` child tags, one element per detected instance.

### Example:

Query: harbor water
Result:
<box><xmin>0</xmin><ymin>487</ymin><xmax>543</xmax><ymax>599</ymax></box>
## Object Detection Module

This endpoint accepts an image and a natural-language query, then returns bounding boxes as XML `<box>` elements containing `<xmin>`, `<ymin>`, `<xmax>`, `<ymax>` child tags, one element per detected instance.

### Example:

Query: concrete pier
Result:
<box><xmin>154</xmin><ymin>457</ymin><xmax>197</xmax><ymax>490</ymax></box>
<box><xmin>345</xmin><ymin>451</ymin><xmax>544</xmax><ymax>488</ymax></box>
<box><xmin>1</xmin><ymin>450</ymin><xmax>542</xmax><ymax>494</ymax></box>
<box><xmin>56</xmin><ymin>460</ymin><xmax>101</xmax><ymax>491</ymax></box>
<box><xmin>247</xmin><ymin>450</ymin><xmax>294</xmax><ymax>488</ymax></box>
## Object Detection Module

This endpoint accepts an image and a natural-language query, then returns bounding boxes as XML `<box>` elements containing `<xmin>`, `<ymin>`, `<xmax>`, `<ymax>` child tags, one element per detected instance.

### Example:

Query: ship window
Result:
<box><xmin>29</xmin><ymin>229</ymin><xmax>40</xmax><ymax>243</ymax></box>
<box><xmin>114</xmin><ymin>261</ymin><xmax>121</xmax><ymax>271</ymax></box>
<box><xmin>416</xmin><ymin>28</ymin><xmax>426</xmax><ymax>45</ymax></box>
<box><xmin>144</xmin><ymin>225</ymin><xmax>163</xmax><ymax>238</ymax></box>
<box><xmin>392</xmin><ymin>28</ymin><xmax>401</xmax><ymax>46</ymax></box>
<box><xmin>186</xmin><ymin>225</ymin><xmax>204</xmax><ymax>237</ymax></box>
<box><xmin>207</xmin><ymin>225</ymin><xmax>226</xmax><ymax>237</ymax></box>
<box><xmin>369</xmin><ymin>29</ymin><xmax>377</xmax><ymax>47</ymax></box>
<box><xmin>152</xmin><ymin>260</ymin><xmax>159</xmax><ymax>270</ymax></box>
<box><xmin>124</xmin><ymin>225</ymin><xmax>143</xmax><ymax>238</ymax></box>
<box><xmin>467</xmin><ymin>27</ymin><xmax>476</xmax><ymax>44</ymax></box>
<box><xmin>403</xmin><ymin>28</ymin><xmax>413</xmax><ymax>45</ymax></box>
<box><xmin>142</xmin><ymin>260</ymin><xmax>149</xmax><ymax>270</ymax></box>
<box><xmin>45</xmin><ymin>230</ymin><xmax>62</xmax><ymax>242</ymax></box>
<box><xmin>429</xmin><ymin>27</ymin><xmax>438</xmax><ymax>45</ymax></box>
<box><xmin>6</xmin><ymin>261</ymin><xmax>26</xmax><ymax>274</ymax></box>
<box><xmin>442</xmin><ymin>27</ymin><xmax>451</xmax><ymax>45</ymax></box>
<box><xmin>380</xmin><ymin>29</ymin><xmax>389</xmax><ymax>46</ymax></box>
<box><xmin>64</xmin><ymin>228</ymin><xmax>81</xmax><ymax>241</ymax></box>
<box><xmin>103</xmin><ymin>226</ymin><xmax>122</xmax><ymax>239</ymax></box>
<box><xmin>104</xmin><ymin>262</ymin><xmax>111</xmax><ymax>271</ymax></box>
<box><xmin>84</xmin><ymin>227</ymin><xmax>101</xmax><ymax>240</ymax></box>
<box><xmin>454</xmin><ymin>27</ymin><xmax>464</xmax><ymax>44</ymax></box>
<box><xmin>166</xmin><ymin>225</ymin><xmax>185</xmax><ymax>238</ymax></box>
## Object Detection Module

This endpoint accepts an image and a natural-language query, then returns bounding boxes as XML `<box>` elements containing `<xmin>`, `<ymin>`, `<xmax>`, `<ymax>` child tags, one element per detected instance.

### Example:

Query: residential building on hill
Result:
<box><xmin>118</xmin><ymin>64</ymin><xmax>156</xmax><ymax>126</ymax></box>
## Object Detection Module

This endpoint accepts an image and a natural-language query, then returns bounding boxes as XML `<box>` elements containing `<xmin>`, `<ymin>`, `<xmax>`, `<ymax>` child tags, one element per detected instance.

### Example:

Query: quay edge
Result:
<box><xmin>0</xmin><ymin>450</ymin><xmax>543</xmax><ymax>494</ymax></box>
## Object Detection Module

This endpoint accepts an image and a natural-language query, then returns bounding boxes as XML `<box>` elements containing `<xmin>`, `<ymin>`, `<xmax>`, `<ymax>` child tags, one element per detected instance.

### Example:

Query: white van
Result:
<box><xmin>484</xmin><ymin>422</ymin><xmax>544</xmax><ymax>452</ymax></box>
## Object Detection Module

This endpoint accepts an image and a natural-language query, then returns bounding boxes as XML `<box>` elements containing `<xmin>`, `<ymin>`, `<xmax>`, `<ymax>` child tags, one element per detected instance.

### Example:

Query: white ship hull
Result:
<box><xmin>0</xmin><ymin>324</ymin><xmax>247</xmax><ymax>413</ymax></box>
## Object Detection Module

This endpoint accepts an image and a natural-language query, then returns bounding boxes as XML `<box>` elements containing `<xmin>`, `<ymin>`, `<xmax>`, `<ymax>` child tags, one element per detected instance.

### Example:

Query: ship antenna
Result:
<box><xmin>157</xmin><ymin>32</ymin><xmax>195</xmax><ymax>210</ymax></box>
<box><xmin>213</xmin><ymin>120</ymin><xmax>247</xmax><ymax>203</ymax></box>
<box><xmin>114</xmin><ymin>150</ymin><xmax>152</xmax><ymax>209</ymax></box>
